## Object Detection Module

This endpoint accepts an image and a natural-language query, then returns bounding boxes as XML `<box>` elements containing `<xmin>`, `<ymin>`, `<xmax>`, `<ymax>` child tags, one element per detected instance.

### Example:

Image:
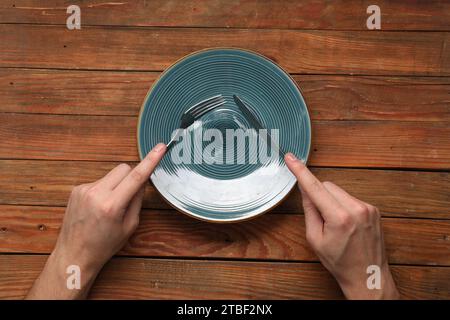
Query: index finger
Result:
<box><xmin>285</xmin><ymin>153</ymin><xmax>342</xmax><ymax>221</ymax></box>
<box><xmin>112</xmin><ymin>143</ymin><xmax>166</xmax><ymax>209</ymax></box>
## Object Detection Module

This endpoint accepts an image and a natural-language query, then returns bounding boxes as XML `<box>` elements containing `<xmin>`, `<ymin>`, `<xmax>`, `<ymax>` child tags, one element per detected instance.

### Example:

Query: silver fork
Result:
<box><xmin>166</xmin><ymin>94</ymin><xmax>225</xmax><ymax>149</ymax></box>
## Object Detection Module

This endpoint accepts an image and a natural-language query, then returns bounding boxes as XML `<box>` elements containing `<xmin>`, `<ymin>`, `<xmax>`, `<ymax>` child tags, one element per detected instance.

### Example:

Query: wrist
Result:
<box><xmin>26</xmin><ymin>248</ymin><xmax>102</xmax><ymax>300</ymax></box>
<box><xmin>48</xmin><ymin>246</ymin><xmax>101</xmax><ymax>289</ymax></box>
<box><xmin>337</xmin><ymin>264</ymin><xmax>400</xmax><ymax>300</ymax></box>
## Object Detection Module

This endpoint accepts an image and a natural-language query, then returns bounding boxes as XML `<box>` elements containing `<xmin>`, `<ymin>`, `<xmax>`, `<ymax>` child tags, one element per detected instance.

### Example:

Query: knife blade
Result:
<box><xmin>233</xmin><ymin>95</ymin><xmax>285</xmax><ymax>156</ymax></box>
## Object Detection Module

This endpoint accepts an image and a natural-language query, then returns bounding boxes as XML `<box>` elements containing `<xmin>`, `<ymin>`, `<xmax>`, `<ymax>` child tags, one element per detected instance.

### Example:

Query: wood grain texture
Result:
<box><xmin>0</xmin><ymin>113</ymin><xmax>137</xmax><ymax>161</ymax></box>
<box><xmin>1</xmin><ymin>113</ymin><xmax>449</xmax><ymax>169</ymax></box>
<box><xmin>0</xmin><ymin>69</ymin><xmax>158</xmax><ymax>116</ymax></box>
<box><xmin>0</xmin><ymin>205</ymin><xmax>449</xmax><ymax>266</ymax></box>
<box><xmin>1</xmin><ymin>160</ymin><xmax>449</xmax><ymax>219</ymax></box>
<box><xmin>310</xmin><ymin>120</ymin><xmax>450</xmax><ymax>169</ymax></box>
<box><xmin>0</xmin><ymin>255</ymin><xmax>449</xmax><ymax>299</ymax></box>
<box><xmin>1</xmin><ymin>24</ymin><xmax>449</xmax><ymax>75</ymax></box>
<box><xmin>301</xmin><ymin>75</ymin><xmax>450</xmax><ymax>122</ymax></box>
<box><xmin>2</xmin><ymin>69</ymin><xmax>450</xmax><ymax>121</ymax></box>
<box><xmin>1</xmin><ymin>0</ymin><xmax>449</xmax><ymax>31</ymax></box>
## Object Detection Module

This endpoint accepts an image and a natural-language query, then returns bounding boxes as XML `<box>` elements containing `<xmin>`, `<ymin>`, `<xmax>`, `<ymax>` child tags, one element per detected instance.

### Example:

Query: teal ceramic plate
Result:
<box><xmin>138</xmin><ymin>48</ymin><xmax>311</xmax><ymax>222</ymax></box>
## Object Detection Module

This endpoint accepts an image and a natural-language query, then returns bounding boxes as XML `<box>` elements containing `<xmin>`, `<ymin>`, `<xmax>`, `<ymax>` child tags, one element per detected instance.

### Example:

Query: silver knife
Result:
<box><xmin>233</xmin><ymin>95</ymin><xmax>285</xmax><ymax>156</ymax></box>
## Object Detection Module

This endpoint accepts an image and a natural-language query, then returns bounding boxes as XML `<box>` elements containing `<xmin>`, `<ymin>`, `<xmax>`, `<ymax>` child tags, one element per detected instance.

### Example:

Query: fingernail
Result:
<box><xmin>152</xmin><ymin>143</ymin><xmax>166</xmax><ymax>153</ymax></box>
<box><xmin>286</xmin><ymin>152</ymin><xmax>298</xmax><ymax>162</ymax></box>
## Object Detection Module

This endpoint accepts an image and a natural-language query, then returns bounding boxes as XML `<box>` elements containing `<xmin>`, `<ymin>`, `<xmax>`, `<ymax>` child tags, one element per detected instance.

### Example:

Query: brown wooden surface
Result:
<box><xmin>1</xmin><ymin>205</ymin><xmax>449</xmax><ymax>266</ymax></box>
<box><xmin>1</xmin><ymin>25</ymin><xmax>449</xmax><ymax>75</ymax></box>
<box><xmin>0</xmin><ymin>0</ymin><xmax>449</xmax><ymax>300</ymax></box>
<box><xmin>1</xmin><ymin>0</ymin><xmax>449</xmax><ymax>31</ymax></box>
<box><xmin>0</xmin><ymin>255</ymin><xmax>449</xmax><ymax>300</ymax></box>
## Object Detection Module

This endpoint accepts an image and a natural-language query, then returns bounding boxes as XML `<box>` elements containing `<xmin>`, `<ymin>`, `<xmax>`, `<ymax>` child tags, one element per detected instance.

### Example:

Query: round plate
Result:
<box><xmin>138</xmin><ymin>48</ymin><xmax>311</xmax><ymax>222</ymax></box>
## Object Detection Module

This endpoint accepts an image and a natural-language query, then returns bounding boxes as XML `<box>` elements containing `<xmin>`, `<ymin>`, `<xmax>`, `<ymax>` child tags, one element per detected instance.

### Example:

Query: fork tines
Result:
<box><xmin>185</xmin><ymin>94</ymin><xmax>225</xmax><ymax>117</ymax></box>
<box><xmin>166</xmin><ymin>94</ymin><xmax>226</xmax><ymax>150</ymax></box>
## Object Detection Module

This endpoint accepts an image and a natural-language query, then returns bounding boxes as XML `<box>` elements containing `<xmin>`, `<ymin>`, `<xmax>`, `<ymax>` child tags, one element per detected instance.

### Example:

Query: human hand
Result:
<box><xmin>26</xmin><ymin>143</ymin><xmax>166</xmax><ymax>299</ymax></box>
<box><xmin>284</xmin><ymin>153</ymin><xmax>399</xmax><ymax>300</ymax></box>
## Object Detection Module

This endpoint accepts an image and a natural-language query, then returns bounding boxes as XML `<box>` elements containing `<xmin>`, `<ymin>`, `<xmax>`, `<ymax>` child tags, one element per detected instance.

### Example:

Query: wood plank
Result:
<box><xmin>2</xmin><ymin>69</ymin><xmax>450</xmax><ymax>121</ymax></box>
<box><xmin>1</xmin><ymin>113</ymin><xmax>449</xmax><ymax>169</ymax></box>
<box><xmin>1</xmin><ymin>0</ymin><xmax>449</xmax><ymax>31</ymax></box>
<box><xmin>310</xmin><ymin>120</ymin><xmax>450</xmax><ymax>169</ymax></box>
<box><xmin>0</xmin><ymin>69</ymin><xmax>158</xmax><ymax>116</ymax></box>
<box><xmin>300</xmin><ymin>75</ymin><xmax>450</xmax><ymax>122</ymax></box>
<box><xmin>0</xmin><ymin>255</ymin><xmax>449</xmax><ymax>299</ymax></box>
<box><xmin>1</xmin><ymin>160</ymin><xmax>449</xmax><ymax>219</ymax></box>
<box><xmin>0</xmin><ymin>113</ymin><xmax>138</xmax><ymax>161</ymax></box>
<box><xmin>1</xmin><ymin>24</ymin><xmax>449</xmax><ymax>75</ymax></box>
<box><xmin>0</xmin><ymin>205</ymin><xmax>449</xmax><ymax>266</ymax></box>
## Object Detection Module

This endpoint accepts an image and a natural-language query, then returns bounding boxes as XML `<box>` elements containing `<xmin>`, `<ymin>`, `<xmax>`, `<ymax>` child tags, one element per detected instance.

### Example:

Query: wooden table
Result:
<box><xmin>0</xmin><ymin>0</ymin><xmax>449</xmax><ymax>299</ymax></box>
